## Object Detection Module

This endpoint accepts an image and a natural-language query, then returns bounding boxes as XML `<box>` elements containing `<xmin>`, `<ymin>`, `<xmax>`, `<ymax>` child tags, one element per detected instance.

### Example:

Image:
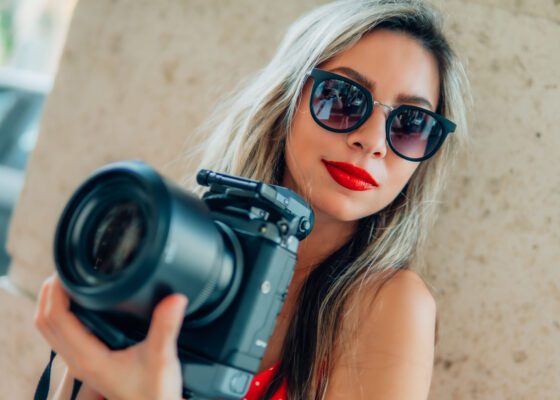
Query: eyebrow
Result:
<box><xmin>395</xmin><ymin>94</ymin><xmax>434</xmax><ymax>111</ymax></box>
<box><xmin>329</xmin><ymin>66</ymin><xmax>435</xmax><ymax>110</ymax></box>
<box><xmin>331</xmin><ymin>66</ymin><xmax>375</xmax><ymax>91</ymax></box>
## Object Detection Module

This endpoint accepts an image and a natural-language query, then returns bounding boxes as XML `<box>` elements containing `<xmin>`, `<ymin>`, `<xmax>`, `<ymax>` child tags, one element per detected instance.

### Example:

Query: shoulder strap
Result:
<box><xmin>34</xmin><ymin>350</ymin><xmax>83</xmax><ymax>400</ymax></box>
<box><xmin>34</xmin><ymin>350</ymin><xmax>56</xmax><ymax>400</ymax></box>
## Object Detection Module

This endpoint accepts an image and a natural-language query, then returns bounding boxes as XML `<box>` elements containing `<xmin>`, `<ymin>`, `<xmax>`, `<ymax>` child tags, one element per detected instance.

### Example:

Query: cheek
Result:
<box><xmin>385</xmin><ymin>158</ymin><xmax>419</xmax><ymax>195</ymax></box>
<box><xmin>284</xmin><ymin>103</ymin><xmax>326</xmax><ymax>184</ymax></box>
<box><xmin>284</xmin><ymin>130</ymin><xmax>322</xmax><ymax>194</ymax></box>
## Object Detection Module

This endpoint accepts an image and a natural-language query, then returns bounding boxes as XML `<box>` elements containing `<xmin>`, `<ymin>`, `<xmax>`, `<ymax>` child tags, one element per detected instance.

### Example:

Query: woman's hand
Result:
<box><xmin>34</xmin><ymin>274</ymin><xmax>188</xmax><ymax>400</ymax></box>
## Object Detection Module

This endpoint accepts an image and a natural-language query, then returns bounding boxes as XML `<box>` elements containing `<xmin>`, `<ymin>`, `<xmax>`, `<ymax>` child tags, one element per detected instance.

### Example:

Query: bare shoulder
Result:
<box><xmin>363</xmin><ymin>268</ymin><xmax>437</xmax><ymax>357</ymax></box>
<box><xmin>375</xmin><ymin>268</ymin><xmax>437</xmax><ymax>317</ymax></box>
<box><xmin>326</xmin><ymin>269</ymin><xmax>437</xmax><ymax>399</ymax></box>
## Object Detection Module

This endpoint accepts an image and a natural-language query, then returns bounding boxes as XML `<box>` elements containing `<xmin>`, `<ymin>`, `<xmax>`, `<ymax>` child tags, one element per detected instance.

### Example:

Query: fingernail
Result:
<box><xmin>177</xmin><ymin>295</ymin><xmax>188</xmax><ymax>311</ymax></box>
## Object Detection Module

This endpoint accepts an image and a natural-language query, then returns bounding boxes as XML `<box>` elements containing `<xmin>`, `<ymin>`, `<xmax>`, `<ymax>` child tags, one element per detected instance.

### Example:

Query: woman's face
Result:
<box><xmin>283</xmin><ymin>29</ymin><xmax>440</xmax><ymax>224</ymax></box>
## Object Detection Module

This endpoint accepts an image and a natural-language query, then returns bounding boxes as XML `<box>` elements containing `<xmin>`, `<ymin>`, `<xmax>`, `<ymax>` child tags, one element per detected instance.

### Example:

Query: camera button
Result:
<box><xmin>229</xmin><ymin>372</ymin><xmax>251</xmax><ymax>394</ymax></box>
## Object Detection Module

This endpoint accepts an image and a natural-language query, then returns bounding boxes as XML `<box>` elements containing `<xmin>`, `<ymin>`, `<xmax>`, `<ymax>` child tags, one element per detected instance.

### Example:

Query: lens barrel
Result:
<box><xmin>54</xmin><ymin>160</ymin><xmax>243</xmax><ymax>326</ymax></box>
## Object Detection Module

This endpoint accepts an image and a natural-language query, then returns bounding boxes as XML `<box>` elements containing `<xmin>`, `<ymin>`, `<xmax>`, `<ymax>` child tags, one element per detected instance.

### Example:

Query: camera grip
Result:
<box><xmin>70</xmin><ymin>302</ymin><xmax>137</xmax><ymax>350</ymax></box>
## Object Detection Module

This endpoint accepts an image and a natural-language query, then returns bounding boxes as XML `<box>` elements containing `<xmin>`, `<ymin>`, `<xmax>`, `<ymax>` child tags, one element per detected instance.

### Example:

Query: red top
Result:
<box><xmin>242</xmin><ymin>363</ymin><xmax>288</xmax><ymax>400</ymax></box>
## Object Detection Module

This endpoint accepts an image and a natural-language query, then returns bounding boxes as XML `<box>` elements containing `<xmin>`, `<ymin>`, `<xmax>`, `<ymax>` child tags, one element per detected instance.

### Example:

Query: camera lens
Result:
<box><xmin>55</xmin><ymin>160</ymin><xmax>243</xmax><ymax>326</ymax></box>
<box><xmin>88</xmin><ymin>201</ymin><xmax>147</xmax><ymax>276</ymax></box>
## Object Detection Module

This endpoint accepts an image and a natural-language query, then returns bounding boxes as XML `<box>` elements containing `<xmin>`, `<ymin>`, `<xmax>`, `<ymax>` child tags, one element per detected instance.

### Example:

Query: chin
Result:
<box><xmin>311</xmin><ymin>194</ymin><xmax>373</xmax><ymax>223</ymax></box>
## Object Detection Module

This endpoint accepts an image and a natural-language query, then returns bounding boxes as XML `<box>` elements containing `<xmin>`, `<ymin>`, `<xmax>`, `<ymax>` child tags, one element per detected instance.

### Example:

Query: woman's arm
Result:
<box><xmin>326</xmin><ymin>269</ymin><xmax>437</xmax><ymax>400</ymax></box>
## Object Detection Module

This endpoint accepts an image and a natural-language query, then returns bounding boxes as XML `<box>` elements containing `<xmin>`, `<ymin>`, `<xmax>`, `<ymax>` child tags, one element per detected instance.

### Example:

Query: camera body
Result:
<box><xmin>176</xmin><ymin>169</ymin><xmax>313</xmax><ymax>398</ymax></box>
<box><xmin>54</xmin><ymin>161</ymin><xmax>314</xmax><ymax>399</ymax></box>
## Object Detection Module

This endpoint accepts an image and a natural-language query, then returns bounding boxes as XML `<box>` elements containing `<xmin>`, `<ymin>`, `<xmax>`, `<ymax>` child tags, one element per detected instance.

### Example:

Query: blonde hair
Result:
<box><xmin>184</xmin><ymin>0</ymin><xmax>471</xmax><ymax>398</ymax></box>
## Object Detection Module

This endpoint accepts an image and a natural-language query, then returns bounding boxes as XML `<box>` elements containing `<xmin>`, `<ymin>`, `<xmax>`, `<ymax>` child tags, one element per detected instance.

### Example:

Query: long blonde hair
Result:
<box><xmin>184</xmin><ymin>0</ymin><xmax>471</xmax><ymax>398</ymax></box>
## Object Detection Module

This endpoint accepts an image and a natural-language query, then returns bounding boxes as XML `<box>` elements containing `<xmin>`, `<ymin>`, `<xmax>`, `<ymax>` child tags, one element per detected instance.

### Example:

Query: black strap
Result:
<box><xmin>34</xmin><ymin>350</ymin><xmax>83</xmax><ymax>400</ymax></box>
<box><xmin>34</xmin><ymin>350</ymin><xmax>56</xmax><ymax>400</ymax></box>
<box><xmin>71</xmin><ymin>379</ymin><xmax>83</xmax><ymax>399</ymax></box>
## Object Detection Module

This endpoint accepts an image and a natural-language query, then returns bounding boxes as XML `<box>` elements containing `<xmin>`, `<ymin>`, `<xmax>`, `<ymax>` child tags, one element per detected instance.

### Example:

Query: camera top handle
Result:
<box><xmin>196</xmin><ymin>169</ymin><xmax>314</xmax><ymax>241</ymax></box>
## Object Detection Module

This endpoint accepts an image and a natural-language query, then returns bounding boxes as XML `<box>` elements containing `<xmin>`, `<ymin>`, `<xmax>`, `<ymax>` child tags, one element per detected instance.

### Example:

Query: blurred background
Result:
<box><xmin>0</xmin><ymin>0</ymin><xmax>558</xmax><ymax>399</ymax></box>
<box><xmin>0</xmin><ymin>0</ymin><xmax>76</xmax><ymax>276</ymax></box>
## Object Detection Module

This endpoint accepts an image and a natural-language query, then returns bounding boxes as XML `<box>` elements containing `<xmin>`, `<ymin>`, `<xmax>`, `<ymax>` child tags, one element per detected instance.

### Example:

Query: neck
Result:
<box><xmin>276</xmin><ymin>210</ymin><xmax>357</xmax><ymax>326</ymax></box>
<box><xmin>280</xmin><ymin>170</ymin><xmax>357</xmax><ymax>287</ymax></box>
<box><xmin>293</xmin><ymin>210</ymin><xmax>357</xmax><ymax>281</ymax></box>
<box><xmin>273</xmin><ymin>211</ymin><xmax>355</xmax><ymax>326</ymax></box>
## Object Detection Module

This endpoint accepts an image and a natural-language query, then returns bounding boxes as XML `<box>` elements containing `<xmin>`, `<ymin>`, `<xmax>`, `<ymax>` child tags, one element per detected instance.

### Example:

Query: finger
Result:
<box><xmin>146</xmin><ymin>294</ymin><xmax>188</xmax><ymax>356</ymax></box>
<box><xmin>47</xmin><ymin>277</ymin><xmax>110</xmax><ymax>365</ymax></box>
<box><xmin>34</xmin><ymin>276</ymin><xmax>58</xmax><ymax>346</ymax></box>
<box><xmin>43</xmin><ymin>275</ymin><xmax>70</xmax><ymax>333</ymax></box>
<box><xmin>35</xmin><ymin>276</ymin><xmax>53</xmax><ymax>331</ymax></box>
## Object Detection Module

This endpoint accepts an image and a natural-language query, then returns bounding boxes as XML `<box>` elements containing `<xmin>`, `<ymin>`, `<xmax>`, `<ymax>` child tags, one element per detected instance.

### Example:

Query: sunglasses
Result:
<box><xmin>307</xmin><ymin>68</ymin><xmax>456</xmax><ymax>162</ymax></box>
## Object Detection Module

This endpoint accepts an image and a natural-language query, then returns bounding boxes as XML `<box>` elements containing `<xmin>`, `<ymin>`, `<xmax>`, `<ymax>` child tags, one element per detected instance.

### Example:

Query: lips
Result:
<box><xmin>322</xmin><ymin>160</ymin><xmax>379</xmax><ymax>191</ymax></box>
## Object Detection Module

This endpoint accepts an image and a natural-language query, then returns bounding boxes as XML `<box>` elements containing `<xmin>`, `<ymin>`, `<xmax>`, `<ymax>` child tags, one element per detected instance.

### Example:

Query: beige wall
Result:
<box><xmin>1</xmin><ymin>0</ymin><xmax>559</xmax><ymax>398</ymax></box>
<box><xmin>426</xmin><ymin>2</ymin><xmax>560</xmax><ymax>398</ymax></box>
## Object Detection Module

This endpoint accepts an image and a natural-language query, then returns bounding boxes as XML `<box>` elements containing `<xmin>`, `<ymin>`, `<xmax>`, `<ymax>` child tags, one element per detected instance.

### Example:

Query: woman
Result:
<box><xmin>34</xmin><ymin>0</ymin><xmax>470</xmax><ymax>399</ymax></box>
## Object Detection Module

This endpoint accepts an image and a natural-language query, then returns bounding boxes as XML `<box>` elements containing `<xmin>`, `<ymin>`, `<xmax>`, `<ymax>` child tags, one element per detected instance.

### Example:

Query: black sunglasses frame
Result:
<box><xmin>307</xmin><ymin>68</ymin><xmax>457</xmax><ymax>162</ymax></box>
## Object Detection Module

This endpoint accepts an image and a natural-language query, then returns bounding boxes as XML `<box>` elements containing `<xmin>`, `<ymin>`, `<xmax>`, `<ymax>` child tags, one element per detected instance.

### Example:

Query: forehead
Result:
<box><xmin>320</xmin><ymin>29</ymin><xmax>440</xmax><ymax>109</ymax></box>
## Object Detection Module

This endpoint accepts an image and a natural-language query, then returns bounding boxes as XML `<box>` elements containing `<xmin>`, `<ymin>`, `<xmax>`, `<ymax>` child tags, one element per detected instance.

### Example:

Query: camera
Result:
<box><xmin>53</xmin><ymin>160</ymin><xmax>314</xmax><ymax>399</ymax></box>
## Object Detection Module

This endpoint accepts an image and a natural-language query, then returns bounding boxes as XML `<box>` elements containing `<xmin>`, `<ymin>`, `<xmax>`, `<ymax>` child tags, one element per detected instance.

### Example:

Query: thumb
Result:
<box><xmin>146</xmin><ymin>294</ymin><xmax>188</xmax><ymax>356</ymax></box>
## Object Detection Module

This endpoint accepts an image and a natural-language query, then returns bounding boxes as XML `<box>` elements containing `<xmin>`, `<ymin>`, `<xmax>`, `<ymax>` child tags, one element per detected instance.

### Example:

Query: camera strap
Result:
<box><xmin>34</xmin><ymin>350</ymin><xmax>82</xmax><ymax>400</ymax></box>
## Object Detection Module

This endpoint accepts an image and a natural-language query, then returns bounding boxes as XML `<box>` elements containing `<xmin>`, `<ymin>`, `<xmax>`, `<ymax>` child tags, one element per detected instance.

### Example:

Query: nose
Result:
<box><xmin>346</xmin><ymin>106</ymin><xmax>388</xmax><ymax>159</ymax></box>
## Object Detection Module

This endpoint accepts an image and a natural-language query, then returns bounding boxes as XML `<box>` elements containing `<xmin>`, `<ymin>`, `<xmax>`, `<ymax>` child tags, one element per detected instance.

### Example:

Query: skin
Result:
<box><xmin>35</xmin><ymin>29</ymin><xmax>439</xmax><ymax>400</ymax></box>
<box><xmin>262</xmin><ymin>30</ymin><xmax>440</xmax><ymax>400</ymax></box>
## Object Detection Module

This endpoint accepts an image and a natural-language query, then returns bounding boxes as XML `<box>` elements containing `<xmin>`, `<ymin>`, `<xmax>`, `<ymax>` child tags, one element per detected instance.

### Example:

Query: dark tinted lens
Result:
<box><xmin>311</xmin><ymin>79</ymin><xmax>367</xmax><ymax>130</ymax></box>
<box><xmin>89</xmin><ymin>201</ymin><xmax>147</xmax><ymax>276</ymax></box>
<box><xmin>389</xmin><ymin>108</ymin><xmax>443</xmax><ymax>160</ymax></box>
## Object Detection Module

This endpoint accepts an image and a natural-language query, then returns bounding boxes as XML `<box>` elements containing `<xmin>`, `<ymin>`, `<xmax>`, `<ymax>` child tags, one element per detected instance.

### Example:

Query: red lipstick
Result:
<box><xmin>322</xmin><ymin>160</ymin><xmax>379</xmax><ymax>191</ymax></box>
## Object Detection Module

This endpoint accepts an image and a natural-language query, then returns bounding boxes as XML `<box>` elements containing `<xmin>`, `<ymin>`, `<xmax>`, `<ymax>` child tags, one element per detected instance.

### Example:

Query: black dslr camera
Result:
<box><xmin>53</xmin><ymin>160</ymin><xmax>314</xmax><ymax>399</ymax></box>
